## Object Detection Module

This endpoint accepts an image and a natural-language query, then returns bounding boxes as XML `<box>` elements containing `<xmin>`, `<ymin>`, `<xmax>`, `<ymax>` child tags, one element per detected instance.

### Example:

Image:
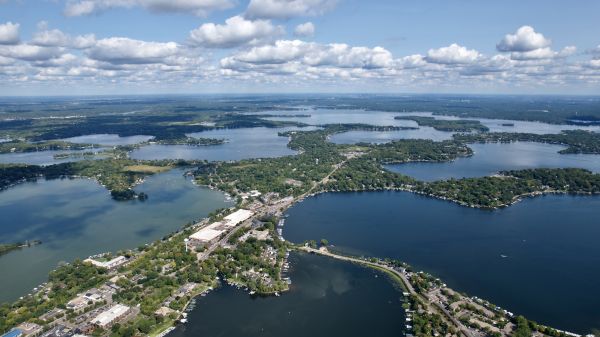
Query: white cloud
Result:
<box><xmin>0</xmin><ymin>21</ymin><xmax>20</xmax><ymax>45</ymax></box>
<box><xmin>294</xmin><ymin>22</ymin><xmax>315</xmax><ymax>37</ymax></box>
<box><xmin>189</xmin><ymin>16</ymin><xmax>282</xmax><ymax>48</ymax></box>
<box><xmin>30</xmin><ymin>22</ymin><xmax>97</xmax><ymax>50</ymax></box>
<box><xmin>510</xmin><ymin>46</ymin><xmax>576</xmax><ymax>60</ymax></box>
<box><xmin>64</xmin><ymin>0</ymin><xmax>234</xmax><ymax>17</ymax></box>
<box><xmin>246</xmin><ymin>0</ymin><xmax>337</xmax><ymax>19</ymax></box>
<box><xmin>497</xmin><ymin>26</ymin><xmax>551</xmax><ymax>52</ymax></box>
<box><xmin>425</xmin><ymin>44</ymin><xmax>480</xmax><ymax>64</ymax></box>
<box><xmin>87</xmin><ymin>37</ymin><xmax>179</xmax><ymax>64</ymax></box>
<box><xmin>0</xmin><ymin>44</ymin><xmax>64</xmax><ymax>61</ymax></box>
<box><xmin>222</xmin><ymin>40</ymin><xmax>395</xmax><ymax>69</ymax></box>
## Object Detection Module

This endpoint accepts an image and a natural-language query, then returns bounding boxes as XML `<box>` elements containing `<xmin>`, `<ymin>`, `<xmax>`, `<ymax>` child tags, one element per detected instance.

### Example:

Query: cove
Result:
<box><xmin>387</xmin><ymin>142</ymin><xmax>600</xmax><ymax>181</ymax></box>
<box><xmin>283</xmin><ymin>191</ymin><xmax>600</xmax><ymax>333</ymax></box>
<box><xmin>129</xmin><ymin>127</ymin><xmax>316</xmax><ymax>161</ymax></box>
<box><xmin>168</xmin><ymin>252</ymin><xmax>405</xmax><ymax>337</ymax></box>
<box><xmin>57</xmin><ymin>134</ymin><xmax>153</xmax><ymax>146</ymax></box>
<box><xmin>0</xmin><ymin>169</ymin><xmax>231</xmax><ymax>303</ymax></box>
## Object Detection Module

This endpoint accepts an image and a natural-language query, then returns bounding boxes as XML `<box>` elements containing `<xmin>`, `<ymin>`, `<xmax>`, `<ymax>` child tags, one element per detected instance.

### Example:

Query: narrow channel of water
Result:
<box><xmin>387</xmin><ymin>142</ymin><xmax>600</xmax><ymax>181</ymax></box>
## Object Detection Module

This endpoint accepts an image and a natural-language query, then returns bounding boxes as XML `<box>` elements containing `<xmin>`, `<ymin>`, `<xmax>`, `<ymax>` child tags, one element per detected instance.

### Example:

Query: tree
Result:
<box><xmin>320</xmin><ymin>239</ymin><xmax>329</xmax><ymax>247</ymax></box>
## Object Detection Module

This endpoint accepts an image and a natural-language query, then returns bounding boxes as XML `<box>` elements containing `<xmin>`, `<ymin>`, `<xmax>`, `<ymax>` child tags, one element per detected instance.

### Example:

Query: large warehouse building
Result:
<box><xmin>188</xmin><ymin>209</ymin><xmax>253</xmax><ymax>246</ymax></box>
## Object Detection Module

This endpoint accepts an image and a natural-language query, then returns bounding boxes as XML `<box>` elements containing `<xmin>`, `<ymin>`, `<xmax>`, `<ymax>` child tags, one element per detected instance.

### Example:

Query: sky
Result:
<box><xmin>0</xmin><ymin>0</ymin><xmax>599</xmax><ymax>95</ymax></box>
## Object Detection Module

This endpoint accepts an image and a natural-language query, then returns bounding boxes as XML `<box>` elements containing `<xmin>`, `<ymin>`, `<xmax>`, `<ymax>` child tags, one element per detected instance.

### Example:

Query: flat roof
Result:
<box><xmin>91</xmin><ymin>304</ymin><xmax>129</xmax><ymax>327</ymax></box>
<box><xmin>189</xmin><ymin>228</ymin><xmax>223</xmax><ymax>242</ymax></box>
<box><xmin>223</xmin><ymin>209</ymin><xmax>253</xmax><ymax>227</ymax></box>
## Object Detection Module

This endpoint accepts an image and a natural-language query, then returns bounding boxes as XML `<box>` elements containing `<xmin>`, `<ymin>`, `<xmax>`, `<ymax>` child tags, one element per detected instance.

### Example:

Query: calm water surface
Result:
<box><xmin>0</xmin><ymin>169</ymin><xmax>231</xmax><ymax>303</ymax></box>
<box><xmin>388</xmin><ymin>142</ymin><xmax>600</xmax><ymax>181</ymax></box>
<box><xmin>283</xmin><ymin>192</ymin><xmax>600</xmax><ymax>333</ymax></box>
<box><xmin>58</xmin><ymin>134</ymin><xmax>153</xmax><ymax>146</ymax></box>
<box><xmin>265</xmin><ymin>109</ymin><xmax>600</xmax><ymax>135</ymax></box>
<box><xmin>168</xmin><ymin>252</ymin><xmax>405</xmax><ymax>337</ymax></box>
<box><xmin>0</xmin><ymin>149</ymin><xmax>106</xmax><ymax>166</ymax></box>
<box><xmin>130</xmin><ymin>127</ymin><xmax>317</xmax><ymax>161</ymax></box>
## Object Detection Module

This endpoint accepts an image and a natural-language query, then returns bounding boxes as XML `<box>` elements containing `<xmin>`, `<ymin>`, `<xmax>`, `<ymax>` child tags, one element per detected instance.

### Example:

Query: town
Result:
<box><xmin>2</xmin><ymin>181</ymin><xmax>596</xmax><ymax>337</ymax></box>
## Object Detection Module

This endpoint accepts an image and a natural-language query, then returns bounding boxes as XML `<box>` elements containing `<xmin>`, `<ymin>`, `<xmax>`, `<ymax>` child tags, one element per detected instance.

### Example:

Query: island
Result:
<box><xmin>1</xmin><ymin>121</ymin><xmax>600</xmax><ymax>337</ymax></box>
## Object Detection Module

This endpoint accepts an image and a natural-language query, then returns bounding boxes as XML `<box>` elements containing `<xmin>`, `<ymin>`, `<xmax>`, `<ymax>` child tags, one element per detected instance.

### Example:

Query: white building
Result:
<box><xmin>84</xmin><ymin>256</ymin><xmax>127</xmax><ymax>270</ymax></box>
<box><xmin>223</xmin><ymin>209</ymin><xmax>253</xmax><ymax>228</ymax></box>
<box><xmin>188</xmin><ymin>227</ymin><xmax>224</xmax><ymax>245</ymax></box>
<box><xmin>91</xmin><ymin>304</ymin><xmax>130</xmax><ymax>328</ymax></box>
<box><xmin>188</xmin><ymin>209</ymin><xmax>253</xmax><ymax>246</ymax></box>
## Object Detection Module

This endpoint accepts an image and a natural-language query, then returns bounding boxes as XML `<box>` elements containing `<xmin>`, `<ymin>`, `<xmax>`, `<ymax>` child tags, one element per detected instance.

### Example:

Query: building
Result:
<box><xmin>222</xmin><ymin>209</ymin><xmax>253</xmax><ymax>227</ymax></box>
<box><xmin>154</xmin><ymin>307</ymin><xmax>176</xmax><ymax>318</ymax></box>
<box><xmin>84</xmin><ymin>256</ymin><xmax>127</xmax><ymax>270</ymax></box>
<box><xmin>39</xmin><ymin>325</ymin><xmax>71</xmax><ymax>337</ymax></box>
<box><xmin>188</xmin><ymin>209</ymin><xmax>253</xmax><ymax>247</ymax></box>
<box><xmin>188</xmin><ymin>226</ymin><xmax>224</xmax><ymax>246</ymax></box>
<box><xmin>66</xmin><ymin>288</ymin><xmax>105</xmax><ymax>312</ymax></box>
<box><xmin>90</xmin><ymin>304</ymin><xmax>130</xmax><ymax>329</ymax></box>
<box><xmin>16</xmin><ymin>323</ymin><xmax>42</xmax><ymax>337</ymax></box>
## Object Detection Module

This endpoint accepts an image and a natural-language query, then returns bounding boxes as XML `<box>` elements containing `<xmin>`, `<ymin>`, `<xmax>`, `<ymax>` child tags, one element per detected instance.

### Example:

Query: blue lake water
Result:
<box><xmin>264</xmin><ymin>109</ymin><xmax>600</xmax><ymax>135</ymax></box>
<box><xmin>283</xmin><ymin>191</ymin><xmax>600</xmax><ymax>333</ymax></box>
<box><xmin>329</xmin><ymin>128</ymin><xmax>452</xmax><ymax>143</ymax></box>
<box><xmin>58</xmin><ymin>134</ymin><xmax>153</xmax><ymax>146</ymax></box>
<box><xmin>0</xmin><ymin>169</ymin><xmax>231</xmax><ymax>303</ymax></box>
<box><xmin>395</xmin><ymin>112</ymin><xmax>600</xmax><ymax>134</ymax></box>
<box><xmin>0</xmin><ymin>149</ymin><xmax>107</xmax><ymax>166</ymax></box>
<box><xmin>168</xmin><ymin>252</ymin><xmax>405</xmax><ymax>337</ymax></box>
<box><xmin>130</xmin><ymin>127</ymin><xmax>317</xmax><ymax>161</ymax></box>
<box><xmin>387</xmin><ymin>142</ymin><xmax>600</xmax><ymax>181</ymax></box>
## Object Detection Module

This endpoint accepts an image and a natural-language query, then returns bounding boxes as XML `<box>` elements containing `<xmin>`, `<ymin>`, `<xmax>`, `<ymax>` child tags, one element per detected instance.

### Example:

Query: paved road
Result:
<box><xmin>298</xmin><ymin>246</ymin><xmax>475</xmax><ymax>337</ymax></box>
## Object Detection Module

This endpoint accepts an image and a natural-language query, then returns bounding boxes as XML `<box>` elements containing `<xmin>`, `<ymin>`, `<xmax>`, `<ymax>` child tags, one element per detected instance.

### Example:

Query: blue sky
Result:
<box><xmin>0</xmin><ymin>0</ymin><xmax>599</xmax><ymax>95</ymax></box>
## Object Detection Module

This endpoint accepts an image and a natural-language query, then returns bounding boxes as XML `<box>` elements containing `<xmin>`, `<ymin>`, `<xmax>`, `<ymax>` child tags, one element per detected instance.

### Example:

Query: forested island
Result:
<box><xmin>395</xmin><ymin>116</ymin><xmax>489</xmax><ymax>132</ymax></box>
<box><xmin>0</xmin><ymin>240</ymin><xmax>42</xmax><ymax>256</ymax></box>
<box><xmin>0</xmin><ymin>140</ymin><xmax>99</xmax><ymax>154</ymax></box>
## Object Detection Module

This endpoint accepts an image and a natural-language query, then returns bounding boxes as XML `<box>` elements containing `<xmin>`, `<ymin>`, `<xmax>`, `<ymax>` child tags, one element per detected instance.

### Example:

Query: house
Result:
<box><xmin>154</xmin><ymin>307</ymin><xmax>176</xmax><ymax>318</ymax></box>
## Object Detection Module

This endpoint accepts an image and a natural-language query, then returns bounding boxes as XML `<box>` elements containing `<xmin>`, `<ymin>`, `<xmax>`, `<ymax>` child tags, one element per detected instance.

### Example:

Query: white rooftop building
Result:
<box><xmin>189</xmin><ymin>227</ymin><xmax>223</xmax><ymax>244</ymax></box>
<box><xmin>84</xmin><ymin>256</ymin><xmax>127</xmax><ymax>270</ymax></box>
<box><xmin>188</xmin><ymin>209</ymin><xmax>253</xmax><ymax>246</ymax></box>
<box><xmin>223</xmin><ymin>209</ymin><xmax>253</xmax><ymax>228</ymax></box>
<box><xmin>91</xmin><ymin>304</ymin><xmax>130</xmax><ymax>328</ymax></box>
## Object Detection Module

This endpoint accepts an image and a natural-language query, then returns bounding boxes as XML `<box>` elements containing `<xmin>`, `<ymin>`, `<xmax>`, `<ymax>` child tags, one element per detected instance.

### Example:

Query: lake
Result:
<box><xmin>264</xmin><ymin>109</ymin><xmax>600</xmax><ymax>134</ymax></box>
<box><xmin>283</xmin><ymin>191</ymin><xmax>600</xmax><ymax>333</ymax></box>
<box><xmin>387</xmin><ymin>142</ymin><xmax>600</xmax><ymax>181</ymax></box>
<box><xmin>0</xmin><ymin>149</ymin><xmax>107</xmax><ymax>166</ymax></box>
<box><xmin>130</xmin><ymin>127</ymin><xmax>317</xmax><ymax>161</ymax></box>
<box><xmin>168</xmin><ymin>252</ymin><xmax>405</xmax><ymax>337</ymax></box>
<box><xmin>0</xmin><ymin>169</ymin><xmax>231</xmax><ymax>303</ymax></box>
<box><xmin>58</xmin><ymin>134</ymin><xmax>153</xmax><ymax>146</ymax></box>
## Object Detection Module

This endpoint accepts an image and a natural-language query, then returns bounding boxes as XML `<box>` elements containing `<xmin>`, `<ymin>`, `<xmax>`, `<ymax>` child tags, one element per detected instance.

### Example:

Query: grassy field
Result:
<box><xmin>123</xmin><ymin>165</ymin><xmax>173</xmax><ymax>174</ymax></box>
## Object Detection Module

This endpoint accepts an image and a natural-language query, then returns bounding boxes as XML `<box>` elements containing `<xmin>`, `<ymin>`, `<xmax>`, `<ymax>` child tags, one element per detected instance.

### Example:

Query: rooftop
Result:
<box><xmin>223</xmin><ymin>209</ymin><xmax>253</xmax><ymax>227</ymax></box>
<box><xmin>91</xmin><ymin>304</ymin><xmax>130</xmax><ymax>327</ymax></box>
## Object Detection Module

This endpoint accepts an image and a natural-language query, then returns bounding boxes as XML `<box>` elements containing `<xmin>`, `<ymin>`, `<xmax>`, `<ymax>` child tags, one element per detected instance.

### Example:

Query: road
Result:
<box><xmin>298</xmin><ymin>246</ymin><xmax>475</xmax><ymax>337</ymax></box>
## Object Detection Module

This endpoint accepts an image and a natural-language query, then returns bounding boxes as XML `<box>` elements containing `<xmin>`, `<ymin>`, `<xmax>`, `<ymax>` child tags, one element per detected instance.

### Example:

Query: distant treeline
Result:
<box><xmin>454</xmin><ymin>130</ymin><xmax>600</xmax><ymax>154</ymax></box>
